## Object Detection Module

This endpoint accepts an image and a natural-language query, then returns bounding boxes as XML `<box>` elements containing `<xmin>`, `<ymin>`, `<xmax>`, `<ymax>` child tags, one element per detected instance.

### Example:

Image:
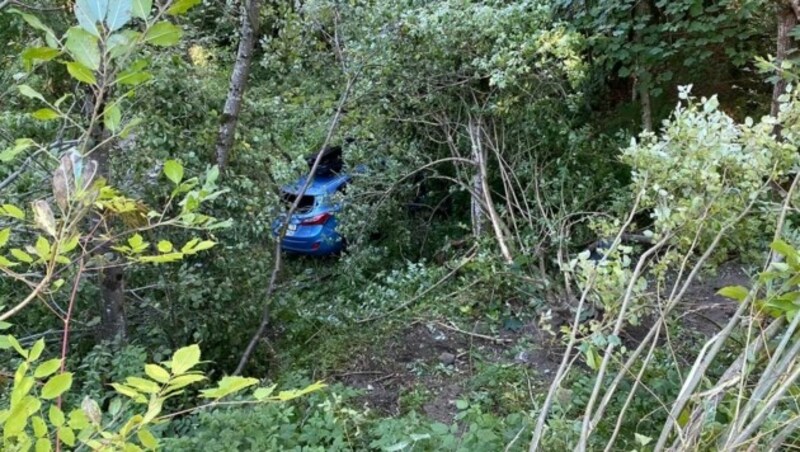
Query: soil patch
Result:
<box><xmin>329</xmin><ymin>320</ymin><xmax>560</xmax><ymax>423</ymax></box>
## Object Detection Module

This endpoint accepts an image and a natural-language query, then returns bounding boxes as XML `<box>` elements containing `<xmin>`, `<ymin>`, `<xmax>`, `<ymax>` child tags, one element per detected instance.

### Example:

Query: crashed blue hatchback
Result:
<box><xmin>271</xmin><ymin>146</ymin><xmax>356</xmax><ymax>255</ymax></box>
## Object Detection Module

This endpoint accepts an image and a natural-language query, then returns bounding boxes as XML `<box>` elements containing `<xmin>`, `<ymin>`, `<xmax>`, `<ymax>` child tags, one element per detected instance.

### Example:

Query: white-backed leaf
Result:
<box><xmin>105</xmin><ymin>0</ymin><xmax>132</xmax><ymax>32</ymax></box>
<box><xmin>131</xmin><ymin>0</ymin><xmax>152</xmax><ymax>19</ymax></box>
<box><xmin>19</xmin><ymin>85</ymin><xmax>45</xmax><ymax>101</ymax></box>
<box><xmin>74</xmin><ymin>0</ymin><xmax>101</xmax><ymax>36</ymax></box>
<box><xmin>32</xmin><ymin>200</ymin><xmax>57</xmax><ymax>237</ymax></box>
<box><xmin>75</xmin><ymin>0</ymin><xmax>108</xmax><ymax>25</ymax></box>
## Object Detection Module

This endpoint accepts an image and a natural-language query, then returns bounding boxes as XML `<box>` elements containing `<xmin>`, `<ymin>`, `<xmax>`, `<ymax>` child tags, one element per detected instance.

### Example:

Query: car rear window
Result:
<box><xmin>281</xmin><ymin>192</ymin><xmax>316</xmax><ymax>213</ymax></box>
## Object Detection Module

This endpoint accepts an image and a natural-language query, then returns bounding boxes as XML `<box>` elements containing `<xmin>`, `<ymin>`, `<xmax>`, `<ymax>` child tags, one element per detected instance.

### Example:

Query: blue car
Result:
<box><xmin>272</xmin><ymin>172</ymin><xmax>350</xmax><ymax>255</ymax></box>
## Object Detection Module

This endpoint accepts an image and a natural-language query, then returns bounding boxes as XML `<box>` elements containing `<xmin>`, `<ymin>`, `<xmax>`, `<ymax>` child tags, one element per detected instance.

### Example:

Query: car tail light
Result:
<box><xmin>300</xmin><ymin>212</ymin><xmax>332</xmax><ymax>225</ymax></box>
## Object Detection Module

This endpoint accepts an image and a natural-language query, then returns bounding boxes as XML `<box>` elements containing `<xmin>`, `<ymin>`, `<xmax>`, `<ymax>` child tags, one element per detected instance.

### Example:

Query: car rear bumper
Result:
<box><xmin>273</xmin><ymin>230</ymin><xmax>343</xmax><ymax>255</ymax></box>
<box><xmin>280</xmin><ymin>237</ymin><xmax>343</xmax><ymax>255</ymax></box>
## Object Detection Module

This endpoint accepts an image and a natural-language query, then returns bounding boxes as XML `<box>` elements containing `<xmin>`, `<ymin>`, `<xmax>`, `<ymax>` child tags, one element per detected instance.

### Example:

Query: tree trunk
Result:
<box><xmin>93</xmin><ymin>127</ymin><xmax>128</xmax><ymax>343</ymax></box>
<box><xmin>98</xmin><ymin>266</ymin><xmax>126</xmax><ymax>341</ymax></box>
<box><xmin>468</xmin><ymin>117</ymin><xmax>513</xmax><ymax>263</ymax></box>
<box><xmin>771</xmin><ymin>4</ymin><xmax>798</xmax><ymax>120</ymax></box>
<box><xmin>215</xmin><ymin>0</ymin><xmax>261</xmax><ymax>171</ymax></box>
<box><xmin>639</xmin><ymin>74</ymin><xmax>653</xmax><ymax>132</ymax></box>
<box><xmin>635</xmin><ymin>0</ymin><xmax>653</xmax><ymax>132</ymax></box>
<box><xmin>469</xmin><ymin>118</ymin><xmax>486</xmax><ymax>238</ymax></box>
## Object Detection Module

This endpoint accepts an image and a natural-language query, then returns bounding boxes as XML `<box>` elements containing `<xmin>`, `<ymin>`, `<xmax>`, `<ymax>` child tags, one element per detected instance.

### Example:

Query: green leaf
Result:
<box><xmin>253</xmin><ymin>384</ymin><xmax>277</xmax><ymax>400</ymax></box>
<box><xmin>455</xmin><ymin>399</ymin><xmax>469</xmax><ymax>410</ymax></box>
<box><xmin>163</xmin><ymin>159</ymin><xmax>183</xmax><ymax>184</ymax></box>
<box><xmin>104</xmin><ymin>104</ymin><xmax>122</xmax><ymax>132</ymax></box>
<box><xmin>634</xmin><ymin>433</ymin><xmax>652</xmax><ymax>446</ymax></box>
<box><xmin>2</xmin><ymin>204</ymin><xmax>25</xmax><ymax>219</ymax></box>
<box><xmin>183</xmin><ymin>239</ymin><xmax>215</xmax><ymax>254</ymax></box>
<box><xmin>143</xmin><ymin>397</ymin><xmax>163</xmax><ymax>423</ymax></box>
<box><xmin>125</xmin><ymin>376</ymin><xmax>160</xmax><ymax>393</ymax></box>
<box><xmin>167</xmin><ymin>0</ymin><xmax>199</xmax><ymax>15</ymax></box>
<box><xmin>34</xmin><ymin>359</ymin><xmax>62</xmax><ymax>379</ymax></box>
<box><xmin>111</xmin><ymin>383</ymin><xmax>146</xmax><ymax>403</ymax></box>
<box><xmin>718</xmin><ymin>285</ymin><xmax>749</xmax><ymax>303</ymax></box>
<box><xmin>60</xmin><ymin>235</ymin><xmax>80</xmax><ymax>253</ymax></box>
<box><xmin>116</xmin><ymin>69</ymin><xmax>152</xmax><ymax>86</ymax></box>
<box><xmin>66</xmin><ymin>61</ymin><xmax>97</xmax><ymax>84</ymax></box>
<box><xmin>10</xmin><ymin>9</ymin><xmax>59</xmax><ymax>46</ymax></box>
<box><xmin>59</xmin><ymin>427</ymin><xmax>75</xmax><ymax>446</ymax></box>
<box><xmin>41</xmin><ymin>373</ymin><xmax>73</xmax><ymax>399</ymax></box>
<box><xmin>107</xmin><ymin>31</ymin><xmax>135</xmax><ymax>59</ymax></box>
<box><xmin>49</xmin><ymin>405</ymin><xmax>65</xmax><ymax>427</ymax></box>
<box><xmin>65</xmin><ymin>27</ymin><xmax>100</xmax><ymax>70</ymax></box>
<box><xmin>67</xmin><ymin>409</ymin><xmax>90</xmax><ymax>429</ymax></box>
<box><xmin>0</xmin><ymin>138</ymin><xmax>35</xmax><ymax>163</ymax></box>
<box><xmin>32</xmin><ymin>415</ymin><xmax>48</xmax><ymax>437</ymax></box>
<box><xmin>105</xmin><ymin>0</ymin><xmax>132</xmax><ymax>31</ymax></box>
<box><xmin>34</xmin><ymin>236</ymin><xmax>51</xmax><ymax>260</ymax></box>
<box><xmin>144</xmin><ymin>21</ymin><xmax>182</xmax><ymax>46</ymax></box>
<box><xmin>200</xmin><ymin>376</ymin><xmax>259</xmax><ymax>399</ymax></box>
<box><xmin>772</xmin><ymin>239</ymin><xmax>796</xmax><ymax>257</ymax></box>
<box><xmin>32</xmin><ymin>108</ymin><xmax>60</xmax><ymax>121</ymax></box>
<box><xmin>169</xmin><ymin>344</ymin><xmax>200</xmax><ymax>375</ymax></box>
<box><xmin>0</xmin><ymin>228</ymin><xmax>10</xmax><ymax>248</ymax></box>
<box><xmin>144</xmin><ymin>364</ymin><xmax>170</xmax><ymax>383</ymax></box>
<box><xmin>11</xmin><ymin>248</ymin><xmax>34</xmax><ymax>264</ymax></box>
<box><xmin>138</xmin><ymin>252</ymin><xmax>183</xmax><ymax>263</ymax></box>
<box><xmin>165</xmin><ymin>373</ymin><xmax>205</xmax><ymax>392</ymax></box>
<box><xmin>7</xmin><ymin>334</ymin><xmax>28</xmax><ymax>358</ymax></box>
<box><xmin>585</xmin><ymin>346</ymin><xmax>600</xmax><ymax>371</ymax></box>
<box><xmin>275</xmin><ymin>381</ymin><xmax>327</xmax><ymax>401</ymax></box>
<box><xmin>21</xmin><ymin>47</ymin><xmax>60</xmax><ymax>67</ymax></box>
<box><xmin>138</xmin><ymin>427</ymin><xmax>158</xmax><ymax>449</ymax></box>
<box><xmin>157</xmin><ymin>240</ymin><xmax>173</xmax><ymax>253</ymax></box>
<box><xmin>29</xmin><ymin>338</ymin><xmax>45</xmax><ymax>361</ymax></box>
<box><xmin>19</xmin><ymin>84</ymin><xmax>45</xmax><ymax>101</ymax></box>
<box><xmin>131</xmin><ymin>0</ymin><xmax>152</xmax><ymax>19</ymax></box>
<box><xmin>35</xmin><ymin>438</ymin><xmax>51</xmax><ymax>452</ymax></box>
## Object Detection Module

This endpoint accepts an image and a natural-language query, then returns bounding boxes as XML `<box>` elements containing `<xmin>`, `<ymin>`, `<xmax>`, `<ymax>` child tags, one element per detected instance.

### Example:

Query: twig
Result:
<box><xmin>56</xmin><ymin>258</ymin><xmax>83</xmax><ymax>452</ymax></box>
<box><xmin>369</xmin><ymin>373</ymin><xmax>396</xmax><ymax>385</ymax></box>
<box><xmin>0</xmin><ymin>155</ymin><xmax>34</xmax><ymax>191</ymax></box>
<box><xmin>432</xmin><ymin>320</ymin><xmax>512</xmax><ymax>344</ymax></box>
<box><xmin>329</xmin><ymin>371</ymin><xmax>383</xmax><ymax>379</ymax></box>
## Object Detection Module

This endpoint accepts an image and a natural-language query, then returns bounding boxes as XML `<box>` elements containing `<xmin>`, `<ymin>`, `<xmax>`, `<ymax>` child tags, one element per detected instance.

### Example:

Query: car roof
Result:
<box><xmin>282</xmin><ymin>173</ymin><xmax>350</xmax><ymax>196</ymax></box>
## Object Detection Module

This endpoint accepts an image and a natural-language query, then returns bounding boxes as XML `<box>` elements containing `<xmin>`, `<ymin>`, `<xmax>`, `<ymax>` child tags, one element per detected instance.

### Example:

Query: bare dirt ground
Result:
<box><xmin>328</xmin><ymin>261</ymin><xmax>752</xmax><ymax>424</ymax></box>
<box><xmin>329</xmin><ymin>320</ymin><xmax>562</xmax><ymax>423</ymax></box>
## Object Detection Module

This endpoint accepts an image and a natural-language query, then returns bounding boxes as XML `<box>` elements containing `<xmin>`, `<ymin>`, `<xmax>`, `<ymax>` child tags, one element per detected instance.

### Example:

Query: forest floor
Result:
<box><xmin>313</xmin><ymin>261</ymin><xmax>751</xmax><ymax>425</ymax></box>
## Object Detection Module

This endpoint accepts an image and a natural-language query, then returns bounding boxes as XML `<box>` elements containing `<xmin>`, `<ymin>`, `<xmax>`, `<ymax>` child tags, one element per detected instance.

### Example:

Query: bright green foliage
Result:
<box><xmin>623</xmin><ymin>86</ymin><xmax>796</xmax><ymax>243</ymax></box>
<box><xmin>0</xmin><ymin>342</ymin><xmax>324</xmax><ymax>450</ymax></box>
